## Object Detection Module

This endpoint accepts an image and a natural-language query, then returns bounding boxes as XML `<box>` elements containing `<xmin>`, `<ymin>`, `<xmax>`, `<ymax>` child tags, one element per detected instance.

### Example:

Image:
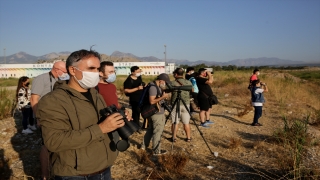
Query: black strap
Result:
<box><xmin>201</xmin><ymin>91</ymin><xmax>209</xmax><ymax>98</ymax></box>
<box><xmin>175</xmin><ymin>78</ymin><xmax>183</xmax><ymax>86</ymax></box>
<box><xmin>48</xmin><ymin>72</ymin><xmax>55</xmax><ymax>92</ymax></box>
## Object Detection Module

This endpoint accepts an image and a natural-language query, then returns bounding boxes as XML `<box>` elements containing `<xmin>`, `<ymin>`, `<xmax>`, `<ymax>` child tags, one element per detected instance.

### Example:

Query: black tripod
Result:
<box><xmin>165</xmin><ymin>90</ymin><xmax>214</xmax><ymax>155</ymax></box>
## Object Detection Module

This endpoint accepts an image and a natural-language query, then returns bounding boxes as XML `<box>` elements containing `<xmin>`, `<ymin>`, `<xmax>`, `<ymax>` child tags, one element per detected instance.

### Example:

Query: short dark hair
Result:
<box><xmin>190</xmin><ymin>72</ymin><xmax>199</xmax><ymax>78</ymax></box>
<box><xmin>186</xmin><ymin>67</ymin><xmax>194</xmax><ymax>73</ymax></box>
<box><xmin>66</xmin><ymin>49</ymin><xmax>101</xmax><ymax>74</ymax></box>
<box><xmin>198</xmin><ymin>68</ymin><xmax>207</xmax><ymax>74</ymax></box>
<box><xmin>173</xmin><ymin>68</ymin><xmax>184</xmax><ymax>76</ymax></box>
<box><xmin>130</xmin><ymin>66</ymin><xmax>139</xmax><ymax>73</ymax></box>
<box><xmin>251</xmin><ymin>79</ymin><xmax>261</xmax><ymax>87</ymax></box>
<box><xmin>253</xmin><ymin>69</ymin><xmax>259</xmax><ymax>74</ymax></box>
<box><xmin>99</xmin><ymin>61</ymin><xmax>114</xmax><ymax>72</ymax></box>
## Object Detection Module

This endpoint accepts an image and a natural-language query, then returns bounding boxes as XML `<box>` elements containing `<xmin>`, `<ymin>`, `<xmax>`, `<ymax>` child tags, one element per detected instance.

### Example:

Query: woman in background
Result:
<box><xmin>16</xmin><ymin>76</ymin><xmax>36</xmax><ymax>134</ymax></box>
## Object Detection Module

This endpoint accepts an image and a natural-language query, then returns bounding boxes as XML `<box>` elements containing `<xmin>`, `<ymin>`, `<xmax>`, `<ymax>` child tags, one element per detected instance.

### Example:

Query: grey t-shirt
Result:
<box><xmin>31</xmin><ymin>72</ymin><xmax>57</xmax><ymax>98</ymax></box>
<box><xmin>149</xmin><ymin>82</ymin><xmax>164</xmax><ymax>114</ymax></box>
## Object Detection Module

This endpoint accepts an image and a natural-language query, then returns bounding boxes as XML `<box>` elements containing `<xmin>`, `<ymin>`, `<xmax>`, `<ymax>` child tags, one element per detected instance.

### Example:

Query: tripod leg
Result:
<box><xmin>180</xmin><ymin>97</ymin><xmax>215</xmax><ymax>155</ymax></box>
<box><xmin>171</xmin><ymin>97</ymin><xmax>181</xmax><ymax>151</ymax></box>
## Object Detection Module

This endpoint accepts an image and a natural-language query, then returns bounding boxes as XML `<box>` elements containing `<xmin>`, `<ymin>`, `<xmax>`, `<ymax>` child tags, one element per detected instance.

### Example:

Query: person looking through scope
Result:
<box><xmin>170</xmin><ymin>68</ymin><xmax>193</xmax><ymax>142</ymax></box>
<box><xmin>140</xmin><ymin>73</ymin><xmax>170</xmax><ymax>155</ymax></box>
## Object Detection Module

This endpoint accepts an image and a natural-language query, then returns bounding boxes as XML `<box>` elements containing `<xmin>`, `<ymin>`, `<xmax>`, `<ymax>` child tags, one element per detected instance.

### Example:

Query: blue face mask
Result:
<box><xmin>105</xmin><ymin>73</ymin><xmax>116</xmax><ymax>83</ymax></box>
<box><xmin>59</xmin><ymin>73</ymin><xmax>70</xmax><ymax>81</ymax></box>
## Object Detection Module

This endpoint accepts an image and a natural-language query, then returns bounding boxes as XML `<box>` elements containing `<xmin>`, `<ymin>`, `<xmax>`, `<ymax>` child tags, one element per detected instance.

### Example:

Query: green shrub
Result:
<box><xmin>273</xmin><ymin>116</ymin><xmax>318</xmax><ymax>179</ymax></box>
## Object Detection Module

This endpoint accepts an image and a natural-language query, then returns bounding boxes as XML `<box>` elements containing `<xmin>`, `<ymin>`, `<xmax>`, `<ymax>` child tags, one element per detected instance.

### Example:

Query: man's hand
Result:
<box><xmin>138</xmin><ymin>85</ymin><xmax>143</xmax><ymax>90</ymax></box>
<box><xmin>162</xmin><ymin>92</ymin><xmax>169</xmax><ymax>99</ymax></box>
<box><xmin>124</xmin><ymin>109</ymin><xmax>133</xmax><ymax>121</ymax></box>
<box><xmin>99</xmin><ymin>113</ymin><xmax>125</xmax><ymax>133</ymax></box>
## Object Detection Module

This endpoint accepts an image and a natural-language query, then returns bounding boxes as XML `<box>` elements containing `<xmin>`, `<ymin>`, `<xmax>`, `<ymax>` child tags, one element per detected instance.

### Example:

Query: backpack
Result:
<box><xmin>138</xmin><ymin>82</ymin><xmax>161</xmax><ymax>118</ymax></box>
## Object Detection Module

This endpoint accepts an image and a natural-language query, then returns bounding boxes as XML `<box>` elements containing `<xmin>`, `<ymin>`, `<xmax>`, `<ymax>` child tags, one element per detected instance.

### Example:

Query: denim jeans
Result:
<box><xmin>54</xmin><ymin>167</ymin><xmax>111</xmax><ymax>180</ymax></box>
<box><xmin>253</xmin><ymin>106</ymin><xmax>263</xmax><ymax>124</ymax></box>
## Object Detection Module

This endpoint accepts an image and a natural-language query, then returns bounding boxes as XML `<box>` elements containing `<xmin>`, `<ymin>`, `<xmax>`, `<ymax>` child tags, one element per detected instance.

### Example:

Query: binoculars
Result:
<box><xmin>103</xmin><ymin>104</ymin><xmax>140</xmax><ymax>152</ymax></box>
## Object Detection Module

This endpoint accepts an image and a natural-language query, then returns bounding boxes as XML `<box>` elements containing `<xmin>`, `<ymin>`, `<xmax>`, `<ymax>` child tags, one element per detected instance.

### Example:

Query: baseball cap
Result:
<box><xmin>157</xmin><ymin>73</ymin><xmax>172</xmax><ymax>85</ymax></box>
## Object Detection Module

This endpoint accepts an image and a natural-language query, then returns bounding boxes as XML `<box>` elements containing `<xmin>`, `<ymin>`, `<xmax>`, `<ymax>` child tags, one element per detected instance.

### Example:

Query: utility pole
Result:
<box><xmin>164</xmin><ymin>45</ymin><xmax>167</xmax><ymax>73</ymax></box>
<box><xmin>164</xmin><ymin>45</ymin><xmax>166</xmax><ymax>65</ymax></box>
<box><xmin>3</xmin><ymin>48</ymin><xmax>6</xmax><ymax>78</ymax></box>
<box><xmin>3</xmin><ymin>48</ymin><xmax>6</xmax><ymax>64</ymax></box>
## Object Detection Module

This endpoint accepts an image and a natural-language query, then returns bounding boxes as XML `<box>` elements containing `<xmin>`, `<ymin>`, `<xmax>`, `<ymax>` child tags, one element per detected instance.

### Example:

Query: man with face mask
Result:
<box><xmin>141</xmin><ymin>73</ymin><xmax>170</xmax><ymax>155</ymax></box>
<box><xmin>36</xmin><ymin>49</ymin><xmax>125</xmax><ymax>179</ymax></box>
<box><xmin>123</xmin><ymin>66</ymin><xmax>144</xmax><ymax>127</ymax></box>
<box><xmin>30</xmin><ymin>60</ymin><xmax>68</xmax><ymax>180</ymax></box>
<box><xmin>97</xmin><ymin>61</ymin><xmax>121</xmax><ymax>109</ymax></box>
<box><xmin>185</xmin><ymin>67</ymin><xmax>195</xmax><ymax>80</ymax></box>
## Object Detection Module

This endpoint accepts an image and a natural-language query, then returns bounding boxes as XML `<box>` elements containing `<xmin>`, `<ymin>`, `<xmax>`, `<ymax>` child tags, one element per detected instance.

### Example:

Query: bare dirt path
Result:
<box><xmin>1</xmin><ymin>99</ymin><xmax>319</xmax><ymax>179</ymax></box>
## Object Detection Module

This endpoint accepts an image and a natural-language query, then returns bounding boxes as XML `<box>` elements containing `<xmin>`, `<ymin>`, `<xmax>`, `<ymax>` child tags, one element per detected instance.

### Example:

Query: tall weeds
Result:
<box><xmin>0</xmin><ymin>88</ymin><xmax>15</xmax><ymax>119</ymax></box>
<box><xmin>273</xmin><ymin>116</ymin><xmax>318</xmax><ymax>179</ymax></box>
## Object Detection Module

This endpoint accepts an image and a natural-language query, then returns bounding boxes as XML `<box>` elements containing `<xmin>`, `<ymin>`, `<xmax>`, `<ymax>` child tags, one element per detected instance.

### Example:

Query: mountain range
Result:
<box><xmin>0</xmin><ymin>51</ymin><xmax>319</xmax><ymax>67</ymax></box>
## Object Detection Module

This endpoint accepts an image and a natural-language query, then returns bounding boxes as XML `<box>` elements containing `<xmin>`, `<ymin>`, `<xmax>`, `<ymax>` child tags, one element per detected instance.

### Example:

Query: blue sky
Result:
<box><xmin>0</xmin><ymin>0</ymin><xmax>319</xmax><ymax>62</ymax></box>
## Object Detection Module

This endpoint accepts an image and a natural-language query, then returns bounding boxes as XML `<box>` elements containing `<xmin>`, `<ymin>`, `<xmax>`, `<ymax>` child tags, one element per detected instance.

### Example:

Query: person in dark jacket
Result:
<box><xmin>37</xmin><ymin>49</ymin><xmax>127</xmax><ymax>179</ymax></box>
<box><xmin>251</xmin><ymin>79</ymin><xmax>268</xmax><ymax>126</ymax></box>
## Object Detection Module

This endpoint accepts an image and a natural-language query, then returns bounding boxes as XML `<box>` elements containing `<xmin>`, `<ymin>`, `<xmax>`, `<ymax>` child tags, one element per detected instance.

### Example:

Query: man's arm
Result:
<box><xmin>30</xmin><ymin>94</ymin><xmax>40</xmax><ymax>115</ymax></box>
<box><xmin>148</xmin><ymin>86</ymin><xmax>168</xmax><ymax>104</ymax></box>
<box><xmin>38</xmin><ymin>95</ymin><xmax>124</xmax><ymax>152</ymax></box>
<box><xmin>123</xmin><ymin>77</ymin><xmax>143</xmax><ymax>94</ymax></box>
<box><xmin>205</xmin><ymin>72</ymin><xmax>213</xmax><ymax>84</ymax></box>
<box><xmin>124</xmin><ymin>86</ymin><xmax>143</xmax><ymax>93</ymax></box>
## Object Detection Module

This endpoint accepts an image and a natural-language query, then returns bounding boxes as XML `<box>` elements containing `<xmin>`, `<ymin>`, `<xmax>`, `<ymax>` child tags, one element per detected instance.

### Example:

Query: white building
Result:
<box><xmin>0</xmin><ymin>62</ymin><xmax>176</xmax><ymax>78</ymax></box>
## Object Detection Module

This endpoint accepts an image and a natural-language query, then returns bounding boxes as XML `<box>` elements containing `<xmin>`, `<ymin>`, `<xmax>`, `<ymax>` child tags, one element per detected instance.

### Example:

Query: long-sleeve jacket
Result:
<box><xmin>17</xmin><ymin>87</ymin><xmax>31</xmax><ymax>109</ymax></box>
<box><xmin>36</xmin><ymin>80</ymin><xmax>119</xmax><ymax>176</ymax></box>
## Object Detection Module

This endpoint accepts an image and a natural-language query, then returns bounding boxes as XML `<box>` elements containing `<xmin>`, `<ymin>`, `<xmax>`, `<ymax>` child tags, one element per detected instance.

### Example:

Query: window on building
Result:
<box><xmin>154</xmin><ymin>72</ymin><xmax>155</xmax><ymax>74</ymax></box>
<box><xmin>14</xmin><ymin>74</ymin><xmax>16</xmax><ymax>77</ymax></box>
<box><xmin>157</xmin><ymin>72</ymin><xmax>159</xmax><ymax>74</ymax></box>
<box><xmin>148</xmin><ymin>72</ymin><xmax>150</xmax><ymax>74</ymax></box>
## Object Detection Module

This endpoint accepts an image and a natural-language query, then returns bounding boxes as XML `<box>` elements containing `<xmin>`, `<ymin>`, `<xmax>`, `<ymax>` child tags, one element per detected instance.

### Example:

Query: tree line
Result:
<box><xmin>179</xmin><ymin>63</ymin><xmax>306</xmax><ymax>72</ymax></box>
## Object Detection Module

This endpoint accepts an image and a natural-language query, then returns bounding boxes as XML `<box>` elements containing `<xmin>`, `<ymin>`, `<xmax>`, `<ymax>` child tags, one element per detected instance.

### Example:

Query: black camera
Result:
<box><xmin>161</xmin><ymin>101</ymin><xmax>172</xmax><ymax>113</ymax></box>
<box><xmin>166</xmin><ymin>83</ymin><xmax>193</xmax><ymax>92</ymax></box>
<box><xmin>102</xmin><ymin>104</ymin><xmax>140</xmax><ymax>152</ymax></box>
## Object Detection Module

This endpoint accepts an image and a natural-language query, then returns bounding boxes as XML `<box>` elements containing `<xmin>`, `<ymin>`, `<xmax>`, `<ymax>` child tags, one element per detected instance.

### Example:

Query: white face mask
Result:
<box><xmin>135</xmin><ymin>73</ymin><xmax>141</xmax><ymax>77</ymax></box>
<box><xmin>105</xmin><ymin>73</ymin><xmax>116</xmax><ymax>83</ymax></box>
<box><xmin>74</xmin><ymin>67</ymin><xmax>100</xmax><ymax>89</ymax></box>
<box><xmin>190</xmin><ymin>71</ymin><xmax>194</xmax><ymax>74</ymax></box>
<box><xmin>59</xmin><ymin>73</ymin><xmax>70</xmax><ymax>80</ymax></box>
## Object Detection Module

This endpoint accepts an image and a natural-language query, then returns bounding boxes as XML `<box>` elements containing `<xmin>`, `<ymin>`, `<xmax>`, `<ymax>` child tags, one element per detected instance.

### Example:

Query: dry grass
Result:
<box><xmin>2</xmin><ymin>69</ymin><xmax>320</xmax><ymax>179</ymax></box>
<box><xmin>237</xmin><ymin>100</ymin><xmax>253</xmax><ymax>117</ymax></box>
<box><xmin>229</xmin><ymin>137</ymin><xmax>243</xmax><ymax>149</ymax></box>
<box><xmin>158</xmin><ymin>152</ymin><xmax>189</xmax><ymax>173</ymax></box>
